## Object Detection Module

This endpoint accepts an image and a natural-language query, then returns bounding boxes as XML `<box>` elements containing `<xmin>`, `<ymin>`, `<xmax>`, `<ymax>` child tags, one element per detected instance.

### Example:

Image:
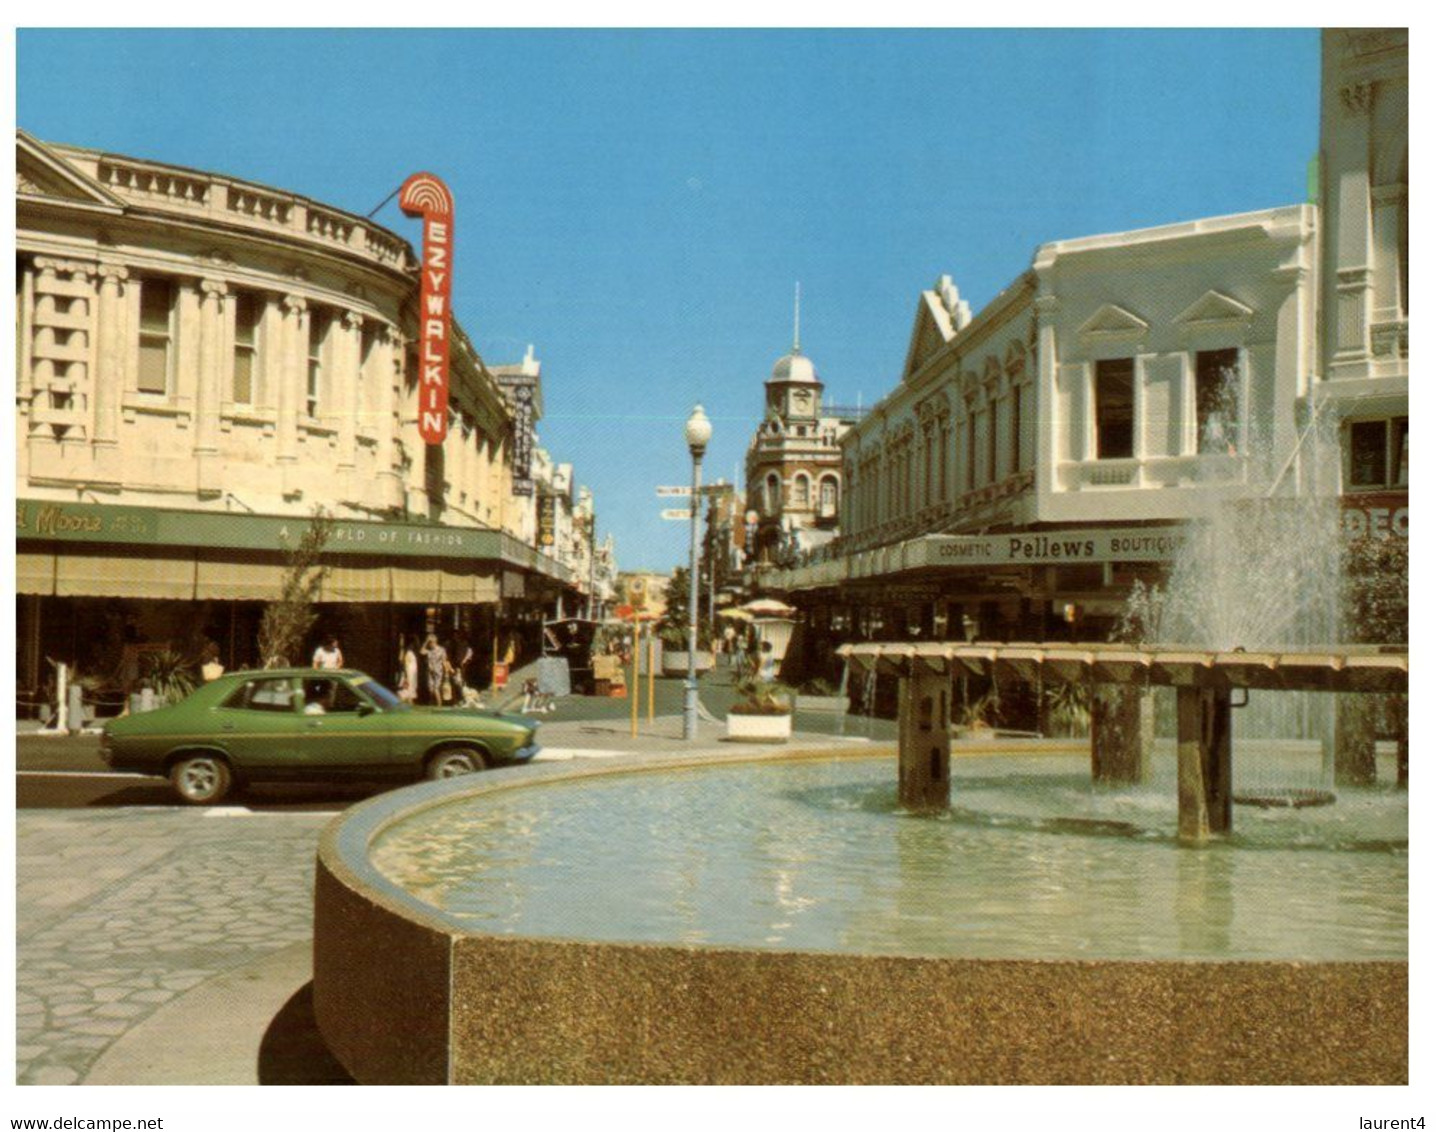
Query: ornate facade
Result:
<box><xmin>16</xmin><ymin>131</ymin><xmax>594</xmax><ymax>697</ymax></box>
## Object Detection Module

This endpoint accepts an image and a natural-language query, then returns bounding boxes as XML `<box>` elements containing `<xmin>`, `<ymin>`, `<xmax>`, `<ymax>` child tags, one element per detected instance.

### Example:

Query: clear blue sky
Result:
<box><xmin>18</xmin><ymin>29</ymin><xmax>1320</xmax><ymax>572</ymax></box>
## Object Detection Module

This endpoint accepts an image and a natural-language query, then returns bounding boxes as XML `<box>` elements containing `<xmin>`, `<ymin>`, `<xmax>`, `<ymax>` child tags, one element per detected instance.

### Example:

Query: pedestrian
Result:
<box><xmin>200</xmin><ymin>642</ymin><xmax>225</xmax><ymax>682</ymax></box>
<box><xmin>312</xmin><ymin>634</ymin><xmax>343</xmax><ymax>670</ymax></box>
<box><xmin>723</xmin><ymin>623</ymin><xmax>737</xmax><ymax>669</ymax></box>
<box><xmin>423</xmin><ymin>634</ymin><xmax>451</xmax><ymax>705</ymax></box>
<box><xmin>397</xmin><ymin>636</ymin><xmax>419</xmax><ymax>704</ymax></box>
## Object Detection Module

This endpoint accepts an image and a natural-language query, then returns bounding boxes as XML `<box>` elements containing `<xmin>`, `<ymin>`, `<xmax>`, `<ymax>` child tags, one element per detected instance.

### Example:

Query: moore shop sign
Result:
<box><xmin>15</xmin><ymin>498</ymin><xmax>568</xmax><ymax>578</ymax></box>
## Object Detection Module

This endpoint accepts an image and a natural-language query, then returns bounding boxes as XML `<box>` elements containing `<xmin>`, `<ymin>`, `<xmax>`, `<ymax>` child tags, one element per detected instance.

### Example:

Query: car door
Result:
<box><xmin>295</xmin><ymin>675</ymin><xmax>394</xmax><ymax>777</ymax></box>
<box><xmin>211</xmin><ymin>675</ymin><xmax>307</xmax><ymax>776</ymax></box>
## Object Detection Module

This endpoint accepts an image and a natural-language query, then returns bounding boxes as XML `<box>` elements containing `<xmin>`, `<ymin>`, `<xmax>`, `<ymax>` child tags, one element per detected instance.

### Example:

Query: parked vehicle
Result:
<box><xmin>100</xmin><ymin>668</ymin><xmax>540</xmax><ymax>804</ymax></box>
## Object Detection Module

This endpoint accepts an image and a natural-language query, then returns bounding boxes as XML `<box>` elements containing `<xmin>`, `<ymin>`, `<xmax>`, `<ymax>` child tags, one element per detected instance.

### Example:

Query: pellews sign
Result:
<box><xmin>398</xmin><ymin>172</ymin><xmax>455</xmax><ymax>446</ymax></box>
<box><xmin>923</xmin><ymin>528</ymin><xmax>1189</xmax><ymax>567</ymax></box>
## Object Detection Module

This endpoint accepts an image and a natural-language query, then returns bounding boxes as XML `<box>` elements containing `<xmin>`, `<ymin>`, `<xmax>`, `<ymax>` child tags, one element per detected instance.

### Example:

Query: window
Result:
<box><xmin>965</xmin><ymin>412</ymin><xmax>977</xmax><ymax>490</ymax></box>
<box><xmin>765</xmin><ymin>473</ymin><xmax>780</xmax><ymax>515</ymax></box>
<box><xmin>1349</xmin><ymin>417</ymin><xmax>1408</xmax><ymax>489</ymax></box>
<box><xmin>137</xmin><ymin>278</ymin><xmax>174</xmax><ymax>394</ymax></box>
<box><xmin>986</xmin><ymin>402</ymin><xmax>999</xmax><ymax>484</ymax></box>
<box><xmin>1094</xmin><ymin>358</ymin><xmax>1135</xmax><ymax>459</ymax></box>
<box><xmin>232</xmin><ymin>292</ymin><xmax>261</xmax><ymax>404</ymax></box>
<box><xmin>820</xmin><ymin>476</ymin><xmax>838</xmax><ymax>516</ymax></box>
<box><xmin>224</xmin><ymin>677</ymin><xmax>298</xmax><ymax>713</ymax></box>
<box><xmin>1195</xmin><ymin>348</ymin><xmax>1239</xmax><ymax>454</ymax></box>
<box><xmin>793</xmin><ymin>474</ymin><xmax>810</xmax><ymax>507</ymax></box>
<box><xmin>306</xmin><ymin>308</ymin><xmax>330</xmax><ymax>417</ymax></box>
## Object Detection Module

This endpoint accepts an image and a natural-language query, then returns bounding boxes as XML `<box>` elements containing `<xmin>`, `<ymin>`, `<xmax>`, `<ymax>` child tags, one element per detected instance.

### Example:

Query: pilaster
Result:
<box><xmin>194</xmin><ymin>278</ymin><xmax>229</xmax><ymax>494</ymax></box>
<box><xmin>337</xmin><ymin>309</ymin><xmax>365</xmax><ymax>474</ymax></box>
<box><xmin>277</xmin><ymin>295</ymin><xmax>306</xmax><ymax>492</ymax></box>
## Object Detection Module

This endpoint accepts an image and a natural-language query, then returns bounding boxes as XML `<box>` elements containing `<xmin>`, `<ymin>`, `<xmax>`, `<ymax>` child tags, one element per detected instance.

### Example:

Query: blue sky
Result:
<box><xmin>18</xmin><ymin>28</ymin><xmax>1320</xmax><ymax>572</ymax></box>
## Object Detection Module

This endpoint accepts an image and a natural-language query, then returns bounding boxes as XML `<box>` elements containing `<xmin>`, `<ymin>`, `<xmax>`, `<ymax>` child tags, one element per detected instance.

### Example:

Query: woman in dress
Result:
<box><xmin>397</xmin><ymin>636</ymin><xmax>419</xmax><ymax>704</ymax></box>
<box><xmin>422</xmin><ymin>634</ymin><xmax>450</xmax><ymax>705</ymax></box>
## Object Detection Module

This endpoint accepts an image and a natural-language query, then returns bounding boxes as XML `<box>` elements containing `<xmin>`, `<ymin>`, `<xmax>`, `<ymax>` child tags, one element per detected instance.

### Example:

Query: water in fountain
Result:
<box><xmin>1118</xmin><ymin>383</ymin><xmax>1353</xmax><ymax>796</ymax></box>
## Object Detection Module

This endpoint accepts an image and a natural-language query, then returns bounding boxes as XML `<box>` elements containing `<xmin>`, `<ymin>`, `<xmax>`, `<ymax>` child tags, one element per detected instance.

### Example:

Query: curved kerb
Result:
<box><xmin>313</xmin><ymin>749</ymin><xmax>1407</xmax><ymax>1086</ymax></box>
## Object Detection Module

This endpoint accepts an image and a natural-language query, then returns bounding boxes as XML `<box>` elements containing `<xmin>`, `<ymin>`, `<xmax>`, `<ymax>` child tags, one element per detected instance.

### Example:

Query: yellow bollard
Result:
<box><xmin>648</xmin><ymin>631</ymin><xmax>656</xmax><ymax>724</ymax></box>
<box><xmin>630</xmin><ymin>615</ymin><xmax>640</xmax><ymax>738</ymax></box>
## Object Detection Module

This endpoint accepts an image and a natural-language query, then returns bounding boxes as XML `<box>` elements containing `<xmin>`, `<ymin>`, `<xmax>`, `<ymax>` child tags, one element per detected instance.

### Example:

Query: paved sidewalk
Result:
<box><xmin>16</xmin><ymin>807</ymin><xmax>328</xmax><ymax>1085</ymax></box>
<box><xmin>15</xmin><ymin>707</ymin><xmax>894</xmax><ymax>1086</ymax></box>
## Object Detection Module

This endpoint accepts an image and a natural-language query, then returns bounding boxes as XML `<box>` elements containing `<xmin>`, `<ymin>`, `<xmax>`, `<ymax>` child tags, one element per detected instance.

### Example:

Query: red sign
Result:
<box><xmin>398</xmin><ymin>172</ymin><xmax>455</xmax><ymax>445</ymax></box>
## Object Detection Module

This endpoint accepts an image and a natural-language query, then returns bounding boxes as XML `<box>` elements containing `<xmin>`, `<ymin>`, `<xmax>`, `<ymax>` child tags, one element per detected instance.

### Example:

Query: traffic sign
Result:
<box><xmin>656</xmin><ymin>486</ymin><xmax>691</xmax><ymax>498</ymax></box>
<box><xmin>660</xmin><ymin>508</ymin><xmax>693</xmax><ymax>521</ymax></box>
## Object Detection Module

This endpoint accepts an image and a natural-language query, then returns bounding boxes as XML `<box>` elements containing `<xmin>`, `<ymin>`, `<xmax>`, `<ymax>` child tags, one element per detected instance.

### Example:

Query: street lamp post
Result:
<box><xmin>683</xmin><ymin>405</ymin><xmax>712</xmax><ymax>741</ymax></box>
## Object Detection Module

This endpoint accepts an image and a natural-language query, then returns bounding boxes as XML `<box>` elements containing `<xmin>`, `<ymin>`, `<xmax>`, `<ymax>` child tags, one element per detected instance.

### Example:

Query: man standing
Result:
<box><xmin>312</xmin><ymin>635</ymin><xmax>344</xmax><ymax>670</ymax></box>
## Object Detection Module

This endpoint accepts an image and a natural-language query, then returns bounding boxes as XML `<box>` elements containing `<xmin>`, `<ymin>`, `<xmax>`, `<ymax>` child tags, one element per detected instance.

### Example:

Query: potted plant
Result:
<box><xmin>794</xmin><ymin>675</ymin><xmax>848</xmax><ymax>714</ymax></box>
<box><xmin>726</xmin><ymin>674</ymin><xmax>793</xmax><ymax>742</ymax></box>
<box><xmin>139</xmin><ymin>649</ymin><xmax>198</xmax><ymax>707</ymax></box>
<box><xmin>955</xmin><ymin>688</ymin><xmax>1000</xmax><ymax>741</ymax></box>
<box><xmin>657</xmin><ymin>567</ymin><xmax>714</xmax><ymax>676</ymax></box>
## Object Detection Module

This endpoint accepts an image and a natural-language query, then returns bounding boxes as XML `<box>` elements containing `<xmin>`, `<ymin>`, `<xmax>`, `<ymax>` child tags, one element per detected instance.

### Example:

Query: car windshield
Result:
<box><xmin>357</xmin><ymin>679</ymin><xmax>405</xmax><ymax>710</ymax></box>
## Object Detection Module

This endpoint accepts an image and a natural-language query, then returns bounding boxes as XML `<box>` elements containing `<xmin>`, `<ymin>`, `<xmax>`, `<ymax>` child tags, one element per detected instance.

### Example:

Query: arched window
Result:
<box><xmin>765</xmin><ymin>473</ymin><xmax>780</xmax><ymax>515</ymax></box>
<box><xmin>820</xmin><ymin>476</ymin><xmax>839</xmax><ymax>516</ymax></box>
<box><xmin>793</xmin><ymin>474</ymin><xmax>810</xmax><ymax>507</ymax></box>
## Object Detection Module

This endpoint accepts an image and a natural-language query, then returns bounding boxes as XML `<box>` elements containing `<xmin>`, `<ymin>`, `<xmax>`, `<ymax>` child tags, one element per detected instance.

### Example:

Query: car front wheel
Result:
<box><xmin>169</xmin><ymin>754</ymin><xmax>233</xmax><ymax>805</ymax></box>
<box><xmin>425</xmin><ymin>748</ymin><xmax>486</xmax><ymax>780</ymax></box>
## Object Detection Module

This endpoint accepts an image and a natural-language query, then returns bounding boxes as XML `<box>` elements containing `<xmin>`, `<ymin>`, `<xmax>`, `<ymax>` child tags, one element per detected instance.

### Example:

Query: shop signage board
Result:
<box><xmin>398</xmin><ymin>172</ymin><xmax>455</xmax><ymax>445</ymax></box>
<box><xmin>538</xmin><ymin>493</ymin><xmax>557</xmax><ymax>547</ymax></box>
<box><xmin>507</xmin><ymin>380</ymin><xmax>536</xmax><ymax>496</ymax></box>
<box><xmin>15</xmin><ymin>498</ymin><xmax>572</xmax><ymax>581</ymax></box>
<box><xmin>1340</xmin><ymin>492</ymin><xmax>1408</xmax><ymax>540</ymax></box>
<box><xmin>919</xmin><ymin>527</ymin><xmax>1189</xmax><ymax>569</ymax></box>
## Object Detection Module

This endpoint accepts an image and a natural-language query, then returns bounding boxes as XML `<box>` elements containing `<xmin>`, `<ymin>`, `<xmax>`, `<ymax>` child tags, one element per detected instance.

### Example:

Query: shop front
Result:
<box><xmin>15</xmin><ymin>498</ymin><xmax>574</xmax><ymax>718</ymax></box>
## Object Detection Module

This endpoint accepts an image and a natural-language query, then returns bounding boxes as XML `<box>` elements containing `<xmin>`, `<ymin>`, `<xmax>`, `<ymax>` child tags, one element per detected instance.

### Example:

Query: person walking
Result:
<box><xmin>312</xmin><ymin>634</ymin><xmax>344</xmax><ymax>670</ymax></box>
<box><xmin>422</xmin><ymin>634</ymin><xmax>451</xmax><ymax>706</ymax></box>
<box><xmin>396</xmin><ymin>636</ymin><xmax>420</xmax><ymax>704</ymax></box>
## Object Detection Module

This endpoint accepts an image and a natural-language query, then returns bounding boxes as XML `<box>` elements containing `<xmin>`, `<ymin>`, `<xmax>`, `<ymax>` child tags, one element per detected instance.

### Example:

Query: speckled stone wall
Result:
<box><xmin>446</xmin><ymin>936</ymin><xmax>1404</xmax><ymax>1085</ymax></box>
<box><xmin>313</xmin><ymin>756</ymin><xmax>1407</xmax><ymax>1086</ymax></box>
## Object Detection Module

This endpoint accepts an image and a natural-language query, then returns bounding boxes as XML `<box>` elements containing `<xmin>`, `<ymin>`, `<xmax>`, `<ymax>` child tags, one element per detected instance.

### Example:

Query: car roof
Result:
<box><xmin>221</xmin><ymin>667</ymin><xmax>371</xmax><ymax>681</ymax></box>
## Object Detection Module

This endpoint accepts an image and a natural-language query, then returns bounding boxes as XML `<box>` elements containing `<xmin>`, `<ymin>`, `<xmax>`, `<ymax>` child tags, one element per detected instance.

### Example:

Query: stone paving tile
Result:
<box><xmin>16</xmin><ymin>808</ymin><xmax>328</xmax><ymax>1086</ymax></box>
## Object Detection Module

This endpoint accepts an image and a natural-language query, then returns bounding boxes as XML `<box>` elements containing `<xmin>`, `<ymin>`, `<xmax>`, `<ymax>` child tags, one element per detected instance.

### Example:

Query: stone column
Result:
<box><xmin>897</xmin><ymin>666</ymin><xmax>951</xmax><ymax>813</ymax></box>
<box><xmin>1176</xmin><ymin>687</ymin><xmax>1233</xmax><ymax>843</ymax></box>
<box><xmin>338</xmin><ymin>309</ymin><xmax>364</xmax><ymax>473</ymax></box>
<box><xmin>277</xmin><ymin>295</ymin><xmax>306</xmax><ymax>470</ymax></box>
<box><xmin>92</xmin><ymin>265</ymin><xmax>128</xmax><ymax>446</ymax></box>
<box><xmin>173</xmin><ymin>279</ymin><xmax>203</xmax><ymax>427</ymax></box>
<box><xmin>1329</xmin><ymin>82</ymin><xmax>1375</xmax><ymax>376</ymax></box>
<box><xmin>194</xmin><ymin>279</ymin><xmax>228</xmax><ymax>494</ymax></box>
<box><xmin>377</xmin><ymin>325</ymin><xmax>404</xmax><ymax>510</ymax></box>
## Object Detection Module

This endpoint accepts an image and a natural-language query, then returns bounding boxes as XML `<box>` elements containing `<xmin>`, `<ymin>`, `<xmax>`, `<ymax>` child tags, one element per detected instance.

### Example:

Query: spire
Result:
<box><xmin>792</xmin><ymin>282</ymin><xmax>801</xmax><ymax>354</ymax></box>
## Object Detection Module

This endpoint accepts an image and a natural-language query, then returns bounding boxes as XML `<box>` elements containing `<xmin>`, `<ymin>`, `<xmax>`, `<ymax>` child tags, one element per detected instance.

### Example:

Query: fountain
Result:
<box><xmin>310</xmin><ymin>400</ymin><xmax>1405</xmax><ymax>1085</ymax></box>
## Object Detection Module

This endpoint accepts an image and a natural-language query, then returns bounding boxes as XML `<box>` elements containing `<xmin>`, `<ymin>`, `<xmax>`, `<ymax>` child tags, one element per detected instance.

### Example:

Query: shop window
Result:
<box><xmin>232</xmin><ymin>291</ymin><xmax>261</xmax><ymax>404</ymax></box>
<box><xmin>137</xmin><ymin>277</ymin><xmax>175</xmax><ymax>394</ymax></box>
<box><xmin>1195</xmin><ymin>348</ymin><xmax>1240</xmax><ymax>454</ymax></box>
<box><xmin>1349</xmin><ymin>417</ymin><xmax>1408</xmax><ymax>490</ymax></box>
<box><xmin>306</xmin><ymin>308</ymin><xmax>330</xmax><ymax>418</ymax></box>
<box><xmin>1094</xmin><ymin>358</ymin><xmax>1134</xmax><ymax>459</ymax></box>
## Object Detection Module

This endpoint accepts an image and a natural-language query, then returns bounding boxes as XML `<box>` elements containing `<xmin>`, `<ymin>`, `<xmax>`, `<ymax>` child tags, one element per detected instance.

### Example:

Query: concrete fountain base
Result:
<box><xmin>312</xmin><ymin>755</ymin><xmax>1406</xmax><ymax>1086</ymax></box>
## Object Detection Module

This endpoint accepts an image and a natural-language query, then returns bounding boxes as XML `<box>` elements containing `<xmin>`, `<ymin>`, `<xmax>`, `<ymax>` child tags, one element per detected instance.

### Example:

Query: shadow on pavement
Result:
<box><xmin>257</xmin><ymin>982</ymin><xmax>355</xmax><ymax>1085</ymax></box>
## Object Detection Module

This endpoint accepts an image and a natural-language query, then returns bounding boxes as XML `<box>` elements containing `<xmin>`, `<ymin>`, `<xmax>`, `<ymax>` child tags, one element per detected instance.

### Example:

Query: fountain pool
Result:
<box><xmin>369</xmin><ymin>753</ymin><xmax>1406</xmax><ymax>962</ymax></box>
<box><xmin>313</xmin><ymin>748</ymin><xmax>1408</xmax><ymax>1085</ymax></box>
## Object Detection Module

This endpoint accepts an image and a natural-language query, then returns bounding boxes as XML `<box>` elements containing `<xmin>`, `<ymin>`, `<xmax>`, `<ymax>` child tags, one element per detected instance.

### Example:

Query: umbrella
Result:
<box><xmin>742</xmin><ymin>598</ymin><xmax>796</xmax><ymax>616</ymax></box>
<box><xmin>716</xmin><ymin>608</ymin><xmax>753</xmax><ymax>621</ymax></box>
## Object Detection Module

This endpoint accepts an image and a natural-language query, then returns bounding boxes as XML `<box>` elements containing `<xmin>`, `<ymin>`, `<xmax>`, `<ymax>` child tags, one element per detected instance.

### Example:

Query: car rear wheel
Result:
<box><xmin>169</xmin><ymin>754</ymin><xmax>233</xmax><ymax>805</ymax></box>
<box><xmin>425</xmin><ymin>747</ymin><xmax>486</xmax><ymax>780</ymax></box>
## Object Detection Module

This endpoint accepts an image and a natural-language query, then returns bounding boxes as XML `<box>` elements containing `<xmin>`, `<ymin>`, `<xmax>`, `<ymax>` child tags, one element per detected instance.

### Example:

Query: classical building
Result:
<box><xmin>744</xmin><ymin>294</ymin><xmax>863</xmax><ymax>566</ymax></box>
<box><xmin>770</xmin><ymin>204</ymin><xmax>1318</xmax><ymax>665</ymax></box>
<box><xmin>764</xmin><ymin>28</ymin><xmax>1409</xmax><ymax>693</ymax></box>
<box><xmin>15</xmin><ymin>131</ymin><xmax>593</xmax><ymax>702</ymax></box>
<box><xmin>1317</xmin><ymin>29</ymin><xmax>1408</xmax><ymax>529</ymax></box>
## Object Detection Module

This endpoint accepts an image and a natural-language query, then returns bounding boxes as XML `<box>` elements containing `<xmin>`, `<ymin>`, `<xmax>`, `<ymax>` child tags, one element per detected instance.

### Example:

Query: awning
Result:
<box><xmin>56</xmin><ymin>551</ymin><xmax>196</xmax><ymax>599</ymax></box>
<box><xmin>195</xmin><ymin>558</ymin><xmax>287</xmax><ymax>601</ymax></box>
<box><xmin>16</xmin><ymin>551</ymin><xmax>56</xmax><ymax>595</ymax></box>
<box><xmin>390</xmin><ymin>566</ymin><xmax>444</xmax><ymax>604</ymax></box>
<box><xmin>322</xmin><ymin>564</ymin><xmax>392</xmax><ymax>603</ymax></box>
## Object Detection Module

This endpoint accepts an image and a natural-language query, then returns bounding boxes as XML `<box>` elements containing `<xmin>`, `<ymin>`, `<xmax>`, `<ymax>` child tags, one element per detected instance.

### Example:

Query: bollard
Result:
<box><xmin>897</xmin><ymin>668</ymin><xmax>951</xmax><ymax>813</ymax></box>
<box><xmin>67</xmin><ymin>684</ymin><xmax>85</xmax><ymax>734</ymax></box>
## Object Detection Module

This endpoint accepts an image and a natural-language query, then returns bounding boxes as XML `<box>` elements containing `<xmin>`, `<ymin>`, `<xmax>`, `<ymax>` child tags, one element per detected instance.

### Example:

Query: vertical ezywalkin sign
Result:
<box><xmin>398</xmin><ymin>172</ymin><xmax>455</xmax><ymax>445</ymax></box>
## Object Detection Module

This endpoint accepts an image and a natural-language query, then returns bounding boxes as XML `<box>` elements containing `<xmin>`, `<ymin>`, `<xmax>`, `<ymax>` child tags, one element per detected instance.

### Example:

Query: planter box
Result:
<box><xmin>726</xmin><ymin>712</ymin><xmax>792</xmax><ymax>743</ymax></box>
<box><xmin>661</xmin><ymin>650</ymin><xmax>715</xmax><ymax>677</ymax></box>
<box><xmin>794</xmin><ymin>694</ymin><xmax>848</xmax><ymax>713</ymax></box>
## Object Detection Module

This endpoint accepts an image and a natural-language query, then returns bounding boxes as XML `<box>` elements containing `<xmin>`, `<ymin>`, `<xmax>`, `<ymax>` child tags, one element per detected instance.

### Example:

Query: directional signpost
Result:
<box><xmin>660</xmin><ymin>509</ymin><xmax>693</xmax><ymax>521</ymax></box>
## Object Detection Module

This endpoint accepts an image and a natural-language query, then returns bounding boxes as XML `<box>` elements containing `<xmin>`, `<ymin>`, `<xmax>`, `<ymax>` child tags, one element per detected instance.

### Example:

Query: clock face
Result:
<box><xmin>792</xmin><ymin>389</ymin><xmax>812</xmax><ymax>412</ymax></box>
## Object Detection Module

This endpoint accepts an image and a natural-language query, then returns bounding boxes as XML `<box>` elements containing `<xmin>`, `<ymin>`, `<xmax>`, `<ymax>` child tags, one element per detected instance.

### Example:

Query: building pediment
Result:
<box><xmin>1077</xmin><ymin>303</ymin><xmax>1149</xmax><ymax>341</ymax></box>
<box><xmin>16</xmin><ymin>131</ymin><xmax>125</xmax><ymax>209</ymax></box>
<box><xmin>1176</xmin><ymin>289</ymin><xmax>1255</xmax><ymax>327</ymax></box>
<box><xmin>902</xmin><ymin>276</ymin><xmax>969</xmax><ymax>383</ymax></box>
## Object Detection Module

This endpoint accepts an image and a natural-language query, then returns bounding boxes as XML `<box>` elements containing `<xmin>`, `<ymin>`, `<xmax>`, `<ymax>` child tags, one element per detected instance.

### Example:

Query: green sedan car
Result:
<box><xmin>100</xmin><ymin>668</ymin><xmax>541</xmax><ymax>804</ymax></box>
